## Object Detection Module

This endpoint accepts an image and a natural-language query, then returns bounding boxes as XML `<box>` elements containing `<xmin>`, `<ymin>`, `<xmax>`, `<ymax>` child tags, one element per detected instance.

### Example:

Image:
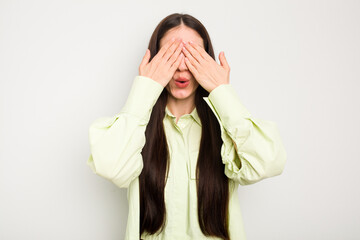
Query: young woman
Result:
<box><xmin>87</xmin><ymin>13</ymin><xmax>287</xmax><ymax>240</ymax></box>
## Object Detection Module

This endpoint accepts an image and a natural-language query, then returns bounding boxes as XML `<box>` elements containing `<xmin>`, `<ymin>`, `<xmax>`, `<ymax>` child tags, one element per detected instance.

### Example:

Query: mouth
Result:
<box><xmin>174</xmin><ymin>77</ymin><xmax>190</xmax><ymax>88</ymax></box>
<box><xmin>175</xmin><ymin>77</ymin><xmax>190</xmax><ymax>83</ymax></box>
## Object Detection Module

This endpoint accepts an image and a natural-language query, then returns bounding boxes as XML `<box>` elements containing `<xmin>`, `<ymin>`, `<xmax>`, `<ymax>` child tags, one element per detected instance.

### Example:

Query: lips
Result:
<box><xmin>175</xmin><ymin>77</ymin><xmax>189</xmax><ymax>83</ymax></box>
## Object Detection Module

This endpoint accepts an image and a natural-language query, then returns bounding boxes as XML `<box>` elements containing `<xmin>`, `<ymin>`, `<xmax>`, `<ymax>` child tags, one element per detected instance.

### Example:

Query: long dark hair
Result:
<box><xmin>139</xmin><ymin>13</ymin><xmax>230</xmax><ymax>240</ymax></box>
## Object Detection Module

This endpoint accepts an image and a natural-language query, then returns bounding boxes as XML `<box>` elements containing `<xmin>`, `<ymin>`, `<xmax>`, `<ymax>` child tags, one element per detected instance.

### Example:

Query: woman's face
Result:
<box><xmin>159</xmin><ymin>25</ymin><xmax>204</xmax><ymax>101</ymax></box>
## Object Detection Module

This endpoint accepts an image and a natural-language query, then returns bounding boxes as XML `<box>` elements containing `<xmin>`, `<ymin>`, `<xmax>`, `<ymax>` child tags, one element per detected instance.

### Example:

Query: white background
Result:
<box><xmin>1</xmin><ymin>0</ymin><xmax>359</xmax><ymax>239</ymax></box>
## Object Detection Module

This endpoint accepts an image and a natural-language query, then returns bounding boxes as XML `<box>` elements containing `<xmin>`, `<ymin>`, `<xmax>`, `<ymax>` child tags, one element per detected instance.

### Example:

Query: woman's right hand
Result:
<box><xmin>138</xmin><ymin>38</ymin><xmax>184</xmax><ymax>87</ymax></box>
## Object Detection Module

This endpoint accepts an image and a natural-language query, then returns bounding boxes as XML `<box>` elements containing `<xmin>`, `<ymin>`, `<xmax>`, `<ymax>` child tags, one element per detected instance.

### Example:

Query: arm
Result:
<box><xmin>87</xmin><ymin>75</ymin><xmax>164</xmax><ymax>188</ymax></box>
<box><xmin>203</xmin><ymin>84</ymin><xmax>287</xmax><ymax>185</ymax></box>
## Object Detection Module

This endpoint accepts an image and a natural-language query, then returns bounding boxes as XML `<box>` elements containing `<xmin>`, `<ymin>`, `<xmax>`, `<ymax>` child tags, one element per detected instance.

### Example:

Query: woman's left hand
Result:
<box><xmin>182</xmin><ymin>41</ymin><xmax>230</xmax><ymax>93</ymax></box>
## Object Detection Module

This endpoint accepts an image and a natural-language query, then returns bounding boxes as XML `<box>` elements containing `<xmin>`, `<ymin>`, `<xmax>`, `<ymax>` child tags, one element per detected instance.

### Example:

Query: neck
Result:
<box><xmin>166</xmin><ymin>95</ymin><xmax>195</xmax><ymax>124</ymax></box>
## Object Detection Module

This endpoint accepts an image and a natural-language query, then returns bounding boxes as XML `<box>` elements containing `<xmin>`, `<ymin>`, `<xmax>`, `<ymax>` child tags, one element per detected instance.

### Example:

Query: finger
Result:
<box><xmin>184</xmin><ymin>56</ymin><xmax>199</xmax><ymax>77</ymax></box>
<box><xmin>163</xmin><ymin>39</ymin><xmax>182</xmax><ymax>62</ymax></box>
<box><xmin>219</xmin><ymin>51</ymin><xmax>230</xmax><ymax>70</ymax></box>
<box><xmin>168</xmin><ymin>41</ymin><xmax>183</xmax><ymax>66</ymax></box>
<box><xmin>182</xmin><ymin>44</ymin><xmax>200</xmax><ymax>69</ymax></box>
<box><xmin>140</xmin><ymin>49</ymin><xmax>150</xmax><ymax>68</ymax></box>
<box><xmin>152</xmin><ymin>37</ymin><xmax>176</xmax><ymax>62</ymax></box>
<box><xmin>159</xmin><ymin>38</ymin><xmax>179</xmax><ymax>60</ymax></box>
<box><xmin>188</xmin><ymin>41</ymin><xmax>213</xmax><ymax>62</ymax></box>
<box><xmin>183</xmin><ymin>42</ymin><xmax>202</xmax><ymax>65</ymax></box>
<box><xmin>170</xmin><ymin>52</ymin><xmax>184</xmax><ymax>72</ymax></box>
<box><xmin>183</xmin><ymin>43</ymin><xmax>203</xmax><ymax>64</ymax></box>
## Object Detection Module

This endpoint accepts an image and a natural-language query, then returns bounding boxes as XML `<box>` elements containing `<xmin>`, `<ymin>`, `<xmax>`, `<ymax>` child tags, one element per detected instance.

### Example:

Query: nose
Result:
<box><xmin>177</xmin><ymin>52</ymin><xmax>188</xmax><ymax>71</ymax></box>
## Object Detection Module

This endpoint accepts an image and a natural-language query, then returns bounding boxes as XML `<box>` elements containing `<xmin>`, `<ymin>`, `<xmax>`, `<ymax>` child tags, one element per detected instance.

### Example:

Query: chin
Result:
<box><xmin>165</xmin><ymin>88</ymin><xmax>188</xmax><ymax>99</ymax></box>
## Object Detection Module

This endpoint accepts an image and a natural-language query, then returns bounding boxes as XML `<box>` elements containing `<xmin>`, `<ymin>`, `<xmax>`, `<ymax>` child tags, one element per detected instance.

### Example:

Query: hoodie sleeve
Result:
<box><xmin>203</xmin><ymin>84</ymin><xmax>287</xmax><ymax>185</ymax></box>
<box><xmin>87</xmin><ymin>75</ymin><xmax>164</xmax><ymax>188</ymax></box>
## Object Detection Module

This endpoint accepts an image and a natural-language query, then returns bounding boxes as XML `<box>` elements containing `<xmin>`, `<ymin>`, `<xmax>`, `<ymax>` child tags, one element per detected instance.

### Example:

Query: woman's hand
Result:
<box><xmin>139</xmin><ymin>38</ymin><xmax>184</xmax><ymax>87</ymax></box>
<box><xmin>182</xmin><ymin>41</ymin><xmax>230</xmax><ymax>93</ymax></box>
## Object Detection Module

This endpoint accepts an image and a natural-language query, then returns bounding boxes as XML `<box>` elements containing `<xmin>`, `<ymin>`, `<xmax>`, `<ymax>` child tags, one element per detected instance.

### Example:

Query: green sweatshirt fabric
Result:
<box><xmin>87</xmin><ymin>75</ymin><xmax>287</xmax><ymax>240</ymax></box>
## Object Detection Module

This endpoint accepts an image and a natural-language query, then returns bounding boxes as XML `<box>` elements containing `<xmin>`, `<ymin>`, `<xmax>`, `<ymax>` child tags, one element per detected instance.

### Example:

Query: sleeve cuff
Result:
<box><xmin>120</xmin><ymin>75</ymin><xmax>164</xmax><ymax>122</ymax></box>
<box><xmin>207</xmin><ymin>84</ymin><xmax>252</xmax><ymax>129</ymax></box>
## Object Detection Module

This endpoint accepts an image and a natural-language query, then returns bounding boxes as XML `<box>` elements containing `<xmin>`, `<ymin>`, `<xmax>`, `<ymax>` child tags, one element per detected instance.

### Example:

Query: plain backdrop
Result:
<box><xmin>1</xmin><ymin>0</ymin><xmax>359</xmax><ymax>239</ymax></box>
